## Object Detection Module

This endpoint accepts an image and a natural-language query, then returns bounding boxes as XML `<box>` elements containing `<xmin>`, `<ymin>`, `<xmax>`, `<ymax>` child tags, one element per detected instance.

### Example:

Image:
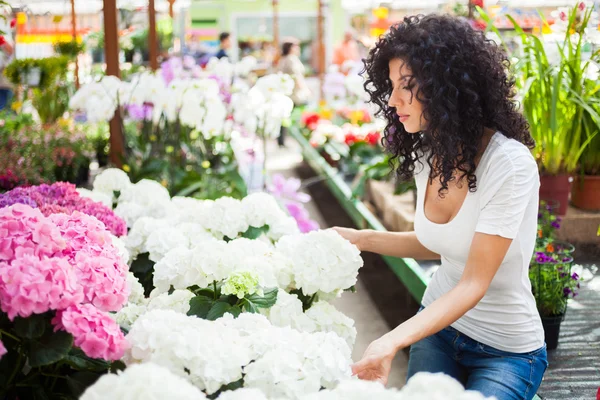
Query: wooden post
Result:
<box><xmin>317</xmin><ymin>0</ymin><xmax>326</xmax><ymax>100</ymax></box>
<box><xmin>103</xmin><ymin>0</ymin><xmax>124</xmax><ymax>167</ymax></box>
<box><xmin>168</xmin><ymin>0</ymin><xmax>176</xmax><ymax>19</ymax></box>
<box><xmin>148</xmin><ymin>0</ymin><xmax>159</xmax><ymax>71</ymax></box>
<box><xmin>70</xmin><ymin>0</ymin><xmax>79</xmax><ymax>89</ymax></box>
<box><xmin>272</xmin><ymin>0</ymin><xmax>279</xmax><ymax>56</ymax></box>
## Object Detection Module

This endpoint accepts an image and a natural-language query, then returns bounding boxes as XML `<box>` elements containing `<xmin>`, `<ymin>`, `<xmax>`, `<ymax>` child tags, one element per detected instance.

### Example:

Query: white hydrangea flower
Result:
<box><xmin>146</xmin><ymin>227</ymin><xmax>188</xmax><ymax>263</ymax></box>
<box><xmin>263</xmin><ymin>289</ymin><xmax>316</xmax><ymax>333</ymax></box>
<box><xmin>241</xmin><ymin>192</ymin><xmax>286</xmax><ymax>228</ymax></box>
<box><xmin>125</xmin><ymin>310</ymin><xmax>252</xmax><ymax>395</ymax></box>
<box><xmin>267</xmin><ymin>216</ymin><xmax>300</xmax><ymax>241</ymax></box>
<box><xmin>243</xmin><ymin>347</ymin><xmax>321</xmax><ymax>399</ymax></box>
<box><xmin>305</xmin><ymin>301</ymin><xmax>356</xmax><ymax>349</ymax></box>
<box><xmin>276</xmin><ymin>230</ymin><xmax>363</xmax><ymax>295</ymax></box>
<box><xmin>116</xmin><ymin>179</ymin><xmax>173</xmax><ymax>226</ymax></box>
<box><xmin>147</xmin><ymin>289</ymin><xmax>194</xmax><ymax>314</ymax></box>
<box><xmin>113</xmin><ymin>303</ymin><xmax>147</xmax><ymax>331</ymax></box>
<box><xmin>216</xmin><ymin>313</ymin><xmax>275</xmax><ymax>360</ymax></box>
<box><xmin>110</xmin><ymin>235</ymin><xmax>131</xmax><ymax>266</ymax></box>
<box><xmin>217</xmin><ymin>388</ymin><xmax>268</xmax><ymax>400</ymax></box>
<box><xmin>92</xmin><ymin>168</ymin><xmax>132</xmax><ymax>200</ymax></box>
<box><xmin>222</xmin><ymin>271</ymin><xmax>260</xmax><ymax>299</ymax></box>
<box><xmin>301</xmin><ymin>379</ymin><xmax>402</xmax><ymax>400</ymax></box>
<box><xmin>125</xmin><ymin>217</ymin><xmax>171</xmax><ymax>260</ymax></box>
<box><xmin>203</xmin><ymin>197</ymin><xmax>249</xmax><ymax>239</ymax></box>
<box><xmin>127</xmin><ymin>272</ymin><xmax>146</xmax><ymax>305</ymax></box>
<box><xmin>80</xmin><ymin>363</ymin><xmax>207</xmax><ymax>400</ymax></box>
<box><xmin>176</xmin><ymin>222</ymin><xmax>215</xmax><ymax>246</ymax></box>
<box><xmin>302</xmin><ymin>331</ymin><xmax>353</xmax><ymax>389</ymax></box>
<box><xmin>399</xmin><ymin>372</ymin><xmax>496</xmax><ymax>400</ymax></box>
<box><xmin>153</xmin><ymin>246</ymin><xmax>196</xmax><ymax>293</ymax></box>
<box><xmin>76</xmin><ymin>188</ymin><xmax>112</xmax><ymax>208</ymax></box>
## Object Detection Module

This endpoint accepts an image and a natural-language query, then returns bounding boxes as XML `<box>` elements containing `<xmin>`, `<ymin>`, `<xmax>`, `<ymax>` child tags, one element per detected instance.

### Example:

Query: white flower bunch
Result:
<box><xmin>69</xmin><ymin>76</ymin><xmax>122</xmax><ymax>123</ymax></box>
<box><xmin>202</xmin><ymin>196</ymin><xmax>250</xmax><ymax>239</ymax></box>
<box><xmin>233</xmin><ymin>56</ymin><xmax>258</xmax><ymax>78</ymax></box>
<box><xmin>254</xmin><ymin>73</ymin><xmax>295</xmax><ymax>98</ymax></box>
<box><xmin>92</xmin><ymin>168</ymin><xmax>132</xmax><ymax>201</ymax></box>
<box><xmin>178</xmin><ymin>80</ymin><xmax>227</xmax><ymax>138</ymax></box>
<box><xmin>76</xmin><ymin>188</ymin><xmax>112</xmax><ymax>208</ymax></box>
<box><xmin>276</xmin><ymin>230</ymin><xmax>363</xmax><ymax>295</ymax></box>
<box><xmin>124</xmin><ymin>217</ymin><xmax>172</xmax><ymax>260</ymax></box>
<box><xmin>300</xmin><ymin>379</ymin><xmax>401</xmax><ymax>400</ymax></box>
<box><xmin>111</xmin><ymin>235</ymin><xmax>131</xmax><ymax>266</ymax></box>
<box><xmin>345</xmin><ymin>73</ymin><xmax>369</xmax><ymax>104</ymax></box>
<box><xmin>206</xmin><ymin>57</ymin><xmax>235</xmax><ymax>84</ymax></box>
<box><xmin>126</xmin><ymin>272</ymin><xmax>146</xmax><ymax>305</ymax></box>
<box><xmin>80</xmin><ymin>363</ymin><xmax>207</xmax><ymax>400</ymax></box>
<box><xmin>125</xmin><ymin>309</ymin><xmax>252</xmax><ymax>395</ymax></box>
<box><xmin>305</xmin><ymin>301</ymin><xmax>356</xmax><ymax>348</ymax></box>
<box><xmin>114</xmin><ymin>303</ymin><xmax>147</xmax><ymax>331</ymax></box>
<box><xmin>114</xmin><ymin>179</ymin><xmax>173</xmax><ymax>227</ymax></box>
<box><xmin>147</xmin><ymin>289</ymin><xmax>194</xmax><ymax>314</ymax></box>
<box><xmin>217</xmin><ymin>388</ymin><xmax>268</xmax><ymax>400</ymax></box>
<box><xmin>400</xmin><ymin>372</ymin><xmax>495</xmax><ymax>400</ymax></box>
<box><xmin>262</xmin><ymin>289</ymin><xmax>316</xmax><ymax>333</ymax></box>
<box><xmin>309</xmin><ymin>120</ymin><xmax>345</xmax><ymax>147</ymax></box>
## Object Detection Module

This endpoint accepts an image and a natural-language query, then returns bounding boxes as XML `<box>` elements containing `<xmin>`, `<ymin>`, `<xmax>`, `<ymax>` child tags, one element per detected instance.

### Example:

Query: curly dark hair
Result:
<box><xmin>363</xmin><ymin>14</ymin><xmax>533</xmax><ymax>195</ymax></box>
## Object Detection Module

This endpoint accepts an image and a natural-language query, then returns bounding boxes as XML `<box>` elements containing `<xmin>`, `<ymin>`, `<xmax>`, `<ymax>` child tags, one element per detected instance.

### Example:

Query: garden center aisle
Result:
<box><xmin>265</xmin><ymin>139</ymin><xmax>409</xmax><ymax>389</ymax></box>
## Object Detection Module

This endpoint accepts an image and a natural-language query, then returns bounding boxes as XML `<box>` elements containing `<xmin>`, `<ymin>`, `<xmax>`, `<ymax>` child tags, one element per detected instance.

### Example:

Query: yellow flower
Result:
<box><xmin>350</xmin><ymin>110</ymin><xmax>363</xmax><ymax>125</ymax></box>
<box><xmin>11</xmin><ymin>101</ymin><xmax>22</xmax><ymax>112</ymax></box>
<box><xmin>150</xmin><ymin>135</ymin><xmax>157</xmax><ymax>142</ymax></box>
<box><xmin>190</xmin><ymin>130</ymin><xmax>199</xmax><ymax>140</ymax></box>
<box><xmin>166</xmin><ymin>145</ymin><xmax>174</xmax><ymax>154</ymax></box>
<box><xmin>319</xmin><ymin>108</ymin><xmax>333</xmax><ymax>120</ymax></box>
<box><xmin>201</xmin><ymin>160</ymin><xmax>211</xmax><ymax>169</ymax></box>
<box><xmin>122</xmin><ymin>164</ymin><xmax>131</xmax><ymax>173</ymax></box>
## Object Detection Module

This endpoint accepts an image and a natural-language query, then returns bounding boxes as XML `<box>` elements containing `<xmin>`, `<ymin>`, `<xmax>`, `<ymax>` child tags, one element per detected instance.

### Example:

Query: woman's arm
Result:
<box><xmin>351</xmin><ymin>232</ymin><xmax>512</xmax><ymax>384</ymax></box>
<box><xmin>332</xmin><ymin>227</ymin><xmax>440</xmax><ymax>260</ymax></box>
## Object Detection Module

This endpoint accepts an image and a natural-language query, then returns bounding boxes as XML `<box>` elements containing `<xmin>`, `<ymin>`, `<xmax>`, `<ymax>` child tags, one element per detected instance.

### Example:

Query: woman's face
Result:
<box><xmin>387</xmin><ymin>58</ymin><xmax>425</xmax><ymax>133</ymax></box>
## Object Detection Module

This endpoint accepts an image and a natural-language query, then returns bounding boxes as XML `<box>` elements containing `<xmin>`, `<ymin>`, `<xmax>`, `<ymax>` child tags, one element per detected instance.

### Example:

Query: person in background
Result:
<box><xmin>332</xmin><ymin>31</ymin><xmax>360</xmax><ymax>66</ymax></box>
<box><xmin>277</xmin><ymin>38</ymin><xmax>311</xmax><ymax>147</ymax></box>
<box><xmin>214</xmin><ymin>32</ymin><xmax>231</xmax><ymax>60</ymax></box>
<box><xmin>0</xmin><ymin>17</ymin><xmax>14</xmax><ymax>110</ymax></box>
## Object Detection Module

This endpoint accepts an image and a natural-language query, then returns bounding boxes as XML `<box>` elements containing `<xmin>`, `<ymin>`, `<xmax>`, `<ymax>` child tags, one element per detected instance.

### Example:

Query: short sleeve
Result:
<box><xmin>475</xmin><ymin>150</ymin><xmax>539</xmax><ymax>239</ymax></box>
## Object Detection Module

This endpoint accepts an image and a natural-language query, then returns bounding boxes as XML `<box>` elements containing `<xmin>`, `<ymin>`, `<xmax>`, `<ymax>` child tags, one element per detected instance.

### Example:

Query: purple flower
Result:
<box><xmin>560</xmin><ymin>273</ymin><xmax>567</xmax><ymax>278</ymax></box>
<box><xmin>284</xmin><ymin>202</ymin><xmax>320</xmax><ymax>233</ymax></box>
<box><xmin>537</xmin><ymin>213</ymin><xmax>542</xmax><ymax>219</ymax></box>
<box><xmin>563</xmin><ymin>287</ymin><xmax>572</xmax><ymax>296</ymax></box>
<box><xmin>183</xmin><ymin>55</ymin><xmax>196</xmax><ymax>69</ymax></box>
<box><xmin>127</xmin><ymin>104</ymin><xmax>153</xmax><ymax>122</ymax></box>
<box><xmin>268</xmin><ymin>174</ymin><xmax>311</xmax><ymax>204</ymax></box>
<box><xmin>297</xmin><ymin>218</ymin><xmax>319</xmax><ymax>233</ymax></box>
<box><xmin>551</xmin><ymin>221</ymin><xmax>561</xmax><ymax>229</ymax></box>
<box><xmin>571</xmin><ymin>273</ymin><xmax>579</xmax><ymax>280</ymax></box>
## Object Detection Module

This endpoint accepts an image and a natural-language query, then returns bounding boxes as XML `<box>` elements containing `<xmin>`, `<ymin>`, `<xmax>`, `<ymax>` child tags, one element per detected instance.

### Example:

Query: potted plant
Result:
<box><xmin>505</xmin><ymin>3</ymin><xmax>599</xmax><ymax>215</ymax></box>
<box><xmin>530</xmin><ymin>201</ymin><xmax>582</xmax><ymax>349</ymax></box>
<box><xmin>53</xmin><ymin>39</ymin><xmax>86</xmax><ymax>59</ymax></box>
<box><xmin>571</xmin><ymin>107</ymin><xmax>600</xmax><ymax>210</ymax></box>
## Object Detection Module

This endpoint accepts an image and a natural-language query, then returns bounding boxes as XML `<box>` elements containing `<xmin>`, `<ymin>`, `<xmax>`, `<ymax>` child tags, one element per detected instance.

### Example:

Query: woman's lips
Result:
<box><xmin>398</xmin><ymin>114</ymin><xmax>409</xmax><ymax>123</ymax></box>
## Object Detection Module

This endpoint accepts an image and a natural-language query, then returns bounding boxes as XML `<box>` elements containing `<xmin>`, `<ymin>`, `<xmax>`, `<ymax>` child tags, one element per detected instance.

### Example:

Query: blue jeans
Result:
<box><xmin>407</xmin><ymin>310</ymin><xmax>548</xmax><ymax>400</ymax></box>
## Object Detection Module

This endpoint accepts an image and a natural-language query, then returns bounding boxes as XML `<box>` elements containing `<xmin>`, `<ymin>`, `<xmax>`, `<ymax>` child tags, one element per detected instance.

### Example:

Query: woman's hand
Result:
<box><xmin>351</xmin><ymin>335</ymin><xmax>398</xmax><ymax>385</ymax></box>
<box><xmin>331</xmin><ymin>227</ymin><xmax>367</xmax><ymax>251</ymax></box>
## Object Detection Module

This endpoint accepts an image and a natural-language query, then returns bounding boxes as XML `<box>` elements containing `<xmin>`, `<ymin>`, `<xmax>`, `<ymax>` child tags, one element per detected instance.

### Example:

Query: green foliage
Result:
<box><xmin>4</xmin><ymin>56</ymin><xmax>70</xmax><ymax>91</ymax></box>
<box><xmin>54</xmin><ymin>40</ymin><xmax>86</xmax><ymax>58</ymax></box>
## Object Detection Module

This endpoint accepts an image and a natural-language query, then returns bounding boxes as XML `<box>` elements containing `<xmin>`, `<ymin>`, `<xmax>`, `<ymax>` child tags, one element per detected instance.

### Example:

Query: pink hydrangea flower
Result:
<box><xmin>0</xmin><ymin>339</ymin><xmax>6</xmax><ymax>359</ymax></box>
<box><xmin>0</xmin><ymin>254</ymin><xmax>83</xmax><ymax>320</ymax></box>
<box><xmin>50</xmin><ymin>212</ymin><xmax>129</xmax><ymax>312</ymax></box>
<box><xmin>0</xmin><ymin>204</ymin><xmax>65</xmax><ymax>262</ymax></box>
<box><xmin>52</xmin><ymin>304</ymin><xmax>129</xmax><ymax>361</ymax></box>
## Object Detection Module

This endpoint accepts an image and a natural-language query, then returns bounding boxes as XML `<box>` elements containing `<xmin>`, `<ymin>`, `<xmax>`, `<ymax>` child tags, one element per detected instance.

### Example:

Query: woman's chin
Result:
<box><xmin>401</xmin><ymin>123</ymin><xmax>420</xmax><ymax>134</ymax></box>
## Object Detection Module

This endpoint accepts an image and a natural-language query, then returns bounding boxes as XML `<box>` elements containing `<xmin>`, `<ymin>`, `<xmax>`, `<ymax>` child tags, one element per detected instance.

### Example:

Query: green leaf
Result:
<box><xmin>242</xmin><ymin>225</ymin><xmax>269</xmax><ymax>240</ymax></box>
<box><xmin>228</xmin><ymin>305</ymin><xmax>242</xmax><ymax>318</ymax></box>
<box><xmin>206</xmin><ymin>301</ymin><xmax>232</xmax><ymax>321</ymax></box>
<box><xmin>188</xmin><ymin>296</ymin><xmax>214</xmax><ymax>319</ymax></box>
<box><xmin>66</xmin><ymin>371</ymin><xmax>103</xmax><ymax>398</ymax></box>
<box><xmin>243</xmin><ymin>287</ymin><xmax>278</xmax><ymax>311</ymax></box>
<box><xmin>241</xmin><ymin>299</ymin><xmax>258</xmax><ymax>314</ymax></box>
<box><xmin>64</xmin><ymin>348</ymin><xmax>111</xmax><ymax>372</ymax></box>
<box><xmin>110</xmin><ymin>360</ymin><xmax>127</xmax><ymax>373</ymax></box>
<box><xmin>28</xmin><ymin>331</ymin><xmax>73</xmax><ymax>367</ymax></box>
<box><xmin>14</xmin><ymin>313</ymin><xmax>47</xmax><ymax>339</ymax></box>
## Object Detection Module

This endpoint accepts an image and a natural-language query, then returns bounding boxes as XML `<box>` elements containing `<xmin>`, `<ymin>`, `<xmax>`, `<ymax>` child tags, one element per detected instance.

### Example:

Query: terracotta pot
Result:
<box><xmin>540</xmin><ymin>174</ymin><xmax>571</xmax><ymax>215</ymax></box>
<box><xmin>571</xmin><ymin>175</ymin><xmax>600</xmax><ymax>211</ymax></box>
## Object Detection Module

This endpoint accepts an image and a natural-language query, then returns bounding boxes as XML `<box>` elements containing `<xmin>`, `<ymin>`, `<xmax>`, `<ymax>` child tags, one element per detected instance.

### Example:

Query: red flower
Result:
<box><xmin>472</xmin><ymin>0</ymin><xmax>484</xmax><ymax>8</ymax></box>
<box><xmin>578</xmin><ymin>2</ymin><xmax>586</xmax><ymax>11</ymax></box>
<box><xmin>366</xmin><ymin>132</ymin><xmax>381</xmax><ymax>146</ymax></box>
<box><xmin>10</xmin><ymin>19</ymin><xmax>16</xmax><ymax>28</ymax></box>
<box><xmin>0</xmin><ymin>36</ymin><xmax>5</xmax><ymax>46</ymax></box>
<box><xmin>301</xmin><ymin>112</ymin><xmax>320</xmax><ymax>130</ymax></box>
<box><xmin>473</xmin><ymin>20</ymin><xmax>487</xmax><ymax>30</ymax></box>
<box><xmin>559</xmin><ymin>11</ymin><xmax>567</xmax><ymax>21</ymax></box>
<box><xmin>345</xmin><ymin>133</ymin><xmax>358</xmax><ymax>146</ymax></box>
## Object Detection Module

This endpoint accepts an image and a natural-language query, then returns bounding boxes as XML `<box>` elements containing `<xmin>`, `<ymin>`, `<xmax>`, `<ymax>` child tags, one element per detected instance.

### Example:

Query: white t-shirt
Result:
<box><xmin>414</xmin><ymin>132</ymin><xmax>545</xmax><ymax>353</ymax></box>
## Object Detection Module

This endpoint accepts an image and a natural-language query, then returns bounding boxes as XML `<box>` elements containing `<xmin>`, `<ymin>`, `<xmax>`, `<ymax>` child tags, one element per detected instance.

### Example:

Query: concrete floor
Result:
<box><xmin>265</xmin><ymin>139</ymin><xmax>409</xmax><ymax>389</ymax></box>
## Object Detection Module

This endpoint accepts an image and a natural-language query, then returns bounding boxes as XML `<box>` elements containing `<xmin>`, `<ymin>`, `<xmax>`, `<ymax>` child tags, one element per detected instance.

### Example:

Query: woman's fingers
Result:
<box><xmin>351</xmin><ymin>356</ymin><xmax>376</xmax><ymax>376</ymax></box>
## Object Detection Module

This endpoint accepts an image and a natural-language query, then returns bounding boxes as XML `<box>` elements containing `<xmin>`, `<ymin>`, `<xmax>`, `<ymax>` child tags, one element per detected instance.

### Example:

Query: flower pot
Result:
<box><xmin>541</xmin><ymin>313</ymin><xmax>565</xmax><ymax>350</ymax></box>
<box><xmin>21</xmin><ymin>67</ymin><xmax>41</xmax><ymax>87</ymax></box>
<box><xmin>539</xmin><ymin>174</ymin><xmax>571</xmax><ymax>215</ymax></box>
<box><xmin>571</xmin><ymin>175</ymin><xmax>600</xmax><ymax>211</ymax></box>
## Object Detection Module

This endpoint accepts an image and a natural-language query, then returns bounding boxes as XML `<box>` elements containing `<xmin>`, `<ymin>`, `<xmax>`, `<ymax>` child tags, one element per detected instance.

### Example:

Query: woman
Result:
<box><xmin>277</xmin><ymin>39</ymin><xmax>311</xmax><ymax>146</ymax></box>
<box><xmin>333</xmin><ymin>14</ymin><xmax>547</xmax><ymax>400</ymax></box>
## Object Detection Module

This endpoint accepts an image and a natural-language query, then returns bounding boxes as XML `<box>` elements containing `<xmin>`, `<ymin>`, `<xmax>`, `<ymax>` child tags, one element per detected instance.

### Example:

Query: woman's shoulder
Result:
<box><xmin>484</xmin><ymin>132</ymin><xmax>537</xmax><ymax>174</ymax></box>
